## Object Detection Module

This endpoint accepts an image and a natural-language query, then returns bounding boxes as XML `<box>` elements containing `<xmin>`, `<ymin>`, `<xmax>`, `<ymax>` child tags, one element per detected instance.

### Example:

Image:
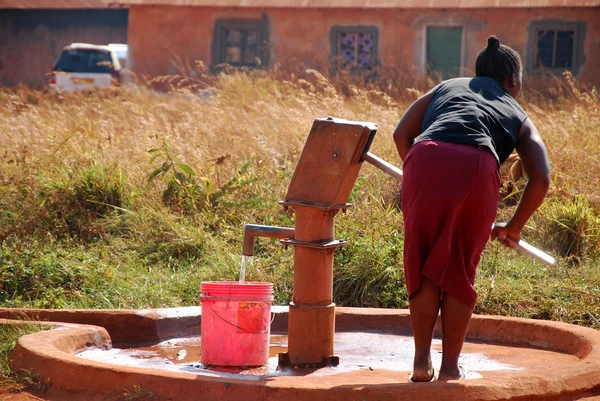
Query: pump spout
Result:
<box><xmin>242</xmin><ymin>224</ymin><xmax>295</xmax><ymax>256</ymax></box>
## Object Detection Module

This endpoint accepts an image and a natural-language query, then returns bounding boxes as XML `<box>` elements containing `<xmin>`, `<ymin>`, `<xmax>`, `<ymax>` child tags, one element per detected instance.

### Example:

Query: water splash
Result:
<box><xmin>239</xmin><ymin>255</ymin><xmax>253</xmax><ymax>284</ymax></box>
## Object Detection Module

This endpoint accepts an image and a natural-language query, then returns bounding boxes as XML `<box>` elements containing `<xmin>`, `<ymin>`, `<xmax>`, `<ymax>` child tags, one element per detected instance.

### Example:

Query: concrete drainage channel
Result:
<box><xmin>2</xmin><ymin>306</ymin><xmax>600</xmax><ymax>401</ymax></box>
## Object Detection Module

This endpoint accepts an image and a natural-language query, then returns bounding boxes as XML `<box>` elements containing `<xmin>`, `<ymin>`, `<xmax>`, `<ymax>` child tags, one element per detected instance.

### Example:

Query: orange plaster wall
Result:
<box><xmin>128</xmin><ymin>6</ymin><xmax>600</xmax><ymax>84</ymax></box>
<box><xmin>268</xmin><ymin>8</ymin><xmax>416</xmax><ymax>73</ymax></box>
<box><xmin>468</xmin><ymin>8</ymin><xmax>600</xmax><ymax>83</ymax></box>
<box><xmin>128</xmin><ymin>5</ymin><xmax>268</xmax><ymax>77</ymax></box>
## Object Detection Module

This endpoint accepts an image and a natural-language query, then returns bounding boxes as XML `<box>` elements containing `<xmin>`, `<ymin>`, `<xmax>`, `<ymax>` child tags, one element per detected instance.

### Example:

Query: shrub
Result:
<box><xmin>37</xmin><ymin>161</ymin><xmax>130</xmax><ymax>240</ymax></box>
<box><xmin>539</xmin><ymin>196</ymin><xmax>600</xmax><ymax>262</ymax></box>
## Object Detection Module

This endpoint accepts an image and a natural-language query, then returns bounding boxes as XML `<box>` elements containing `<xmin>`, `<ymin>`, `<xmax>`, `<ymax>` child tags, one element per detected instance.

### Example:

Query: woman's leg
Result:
<box><xmin>409</xmin><ymin>276</ymin><xmax>441</xmax><ymax>381</ymax></box>
<box><xmin>437</xmin><ymin>292</ymin><xmax>474</xmax><ymax>380</ymax></box>
<box><xmin>435</xmin><ymin>148</ymin><xmax>499</xmax><ymax>380</ymax></box>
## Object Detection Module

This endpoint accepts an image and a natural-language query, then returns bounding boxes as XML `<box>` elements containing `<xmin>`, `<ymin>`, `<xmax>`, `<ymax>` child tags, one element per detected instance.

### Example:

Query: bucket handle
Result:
<box><xmin>204</xmin><ymin>300</ymin><xmax>276</xmax><ymax>334</ymax></box>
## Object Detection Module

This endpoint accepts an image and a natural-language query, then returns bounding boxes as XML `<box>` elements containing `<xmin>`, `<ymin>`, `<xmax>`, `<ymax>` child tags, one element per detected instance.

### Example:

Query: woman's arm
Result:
<box><xmin>393</xmin><ymin>90</ymin><xmax>435</xmax><ymax>161</ymax></box>
<box><xmin>491</xmin><ymin>118</ymin><xmax>550</xmax><ymax>247</ymax></box>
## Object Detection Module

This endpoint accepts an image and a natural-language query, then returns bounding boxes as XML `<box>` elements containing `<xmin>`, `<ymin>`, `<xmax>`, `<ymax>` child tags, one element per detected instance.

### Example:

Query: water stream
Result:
<box><xmin>239</xmin><ymin>255</ymin><xmax>253</xmax><ymax>284</ymax></box>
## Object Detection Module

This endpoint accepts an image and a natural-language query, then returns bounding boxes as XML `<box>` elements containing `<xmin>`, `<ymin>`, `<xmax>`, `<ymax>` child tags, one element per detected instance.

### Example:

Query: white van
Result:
<box><xmin>50</xmin><ymin>43</ymin><xmax>129</xmax><ymax>92</ymax></box>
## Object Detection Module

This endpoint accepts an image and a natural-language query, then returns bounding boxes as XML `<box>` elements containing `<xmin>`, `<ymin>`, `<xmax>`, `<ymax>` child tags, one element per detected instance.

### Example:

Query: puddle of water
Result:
<box><xmin>77</xmin><ymin>332</ymin><xmax>523</xmax><ymax>380</ymax></box>
<box><xmin>128</xmin><ymin>335</ymin><xmax>287</xmax><ymax>365</ymax></box>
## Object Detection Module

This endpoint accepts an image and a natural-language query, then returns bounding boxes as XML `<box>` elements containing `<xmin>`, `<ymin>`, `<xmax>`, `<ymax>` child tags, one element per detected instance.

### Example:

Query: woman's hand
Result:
<box><xmin>491</xmin><ymin>222</ymin><xmax>521</xmax><ymax>249</ymax></box>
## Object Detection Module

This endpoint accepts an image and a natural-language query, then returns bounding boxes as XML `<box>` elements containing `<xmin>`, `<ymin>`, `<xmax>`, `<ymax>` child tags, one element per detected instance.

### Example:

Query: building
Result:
<box><xmin>112</xmin><ymin>0</ymin><xmax>599</xmax><ymax>85</ymax></box>
<box><xmin>0</xmin><ymin>0</ymin><xmax>128</xmax><ymax>88</ymax></box>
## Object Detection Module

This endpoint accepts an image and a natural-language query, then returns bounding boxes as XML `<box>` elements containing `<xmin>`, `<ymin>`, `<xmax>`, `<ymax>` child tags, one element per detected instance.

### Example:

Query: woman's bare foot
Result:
<box><xmin>438</xmin><ymin>366</ymin><xmax>482</xmax><ymax>381</ymax></box>
<box><xmin>437</xmin><ymin>366</ymin><xmax>462</xmax><ymax>381</ymax></box>
<box><xmin>409</xmin><ymin>356</ymin><xmax>435</xmax><ymax>382</ymax></box>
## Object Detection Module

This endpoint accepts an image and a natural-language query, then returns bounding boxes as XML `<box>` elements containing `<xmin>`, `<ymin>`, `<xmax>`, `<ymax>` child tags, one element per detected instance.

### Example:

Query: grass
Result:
<box><xmin>123</xmin><ymin>385</ymin><xmax>158</xmax><ymax>400</ymax></box>
<box><xmin>0</xmin><ymin>69</ymin><xmax>599</xmax><ymax>361</ymax></box>
<box><xmin>0</xmin><ymin>323</ymin><xmax>48</xmax><ymax>392</ymax></box>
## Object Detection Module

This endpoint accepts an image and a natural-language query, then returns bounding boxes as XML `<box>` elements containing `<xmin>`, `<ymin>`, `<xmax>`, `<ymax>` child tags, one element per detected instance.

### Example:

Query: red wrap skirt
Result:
<box><xmin>401</xmin><ymin>140</ymin><xmax>501</xmax><ymax>308</ymax></box>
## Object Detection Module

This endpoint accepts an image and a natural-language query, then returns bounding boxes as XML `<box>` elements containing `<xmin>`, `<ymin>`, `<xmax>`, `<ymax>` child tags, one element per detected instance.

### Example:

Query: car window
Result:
<box><xmin>54</xmin><ymin>49</ymin><xmax>114</xmax><ymax>73</ymax></box>
<box><xmin>108</xmin><ymin>45</ymin><xmax>128</xmax><ymax>68</ymax></box>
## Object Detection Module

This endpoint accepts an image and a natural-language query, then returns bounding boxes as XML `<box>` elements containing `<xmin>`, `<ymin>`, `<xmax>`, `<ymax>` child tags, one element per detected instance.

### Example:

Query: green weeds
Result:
<box><xmin>0</xmin><ymin>323</ymin><xmax>48</xmax><ymax>392</ymax></box>
<box><xmin>539</xmin><ymin>196</ymin><xmax>600</xmax><ymax>262</ymax></box>
<box><xmin>123</xmin><ymin>385</ymin><xmax>158</xmax><ymax>400</ymax></box>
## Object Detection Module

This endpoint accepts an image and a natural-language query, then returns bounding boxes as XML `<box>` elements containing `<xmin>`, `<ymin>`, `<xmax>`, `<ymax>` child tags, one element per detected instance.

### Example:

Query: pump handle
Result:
<box><xmin>493</xmin><ymin>223</ymin><xmax>555</xmax><ymax>266</ymax></box>
<box><xmin>361</xmin><ymin>152</ymin><xmax>403</xmax><ymax>180</ymax></box>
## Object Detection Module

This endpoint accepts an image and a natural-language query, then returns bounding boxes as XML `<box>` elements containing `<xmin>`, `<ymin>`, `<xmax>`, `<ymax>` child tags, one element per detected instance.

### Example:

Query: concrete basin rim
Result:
<box><xmin>3</xmin><ymin>307</ymin><xmax>600</xmax><ymax>400</ymax></box>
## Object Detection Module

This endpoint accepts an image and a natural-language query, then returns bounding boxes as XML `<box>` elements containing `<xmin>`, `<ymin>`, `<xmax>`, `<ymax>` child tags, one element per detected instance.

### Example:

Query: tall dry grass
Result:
<box><xmin>0</xmin><ymin>68</ymin><xmax>598</xmax><ymax>326</ymax></box>
<box><xmin>521</xmin><ymin>73</ymin><xmax>600</xmax><ymax>204</ymax></box>
<box><xmin>2</xmin><ymin>69</ymin><xmax>597</xmax><ymax>200</ymax></box>
<box><xmin>1</xmin><ymin>71</ymin><xmax>402</xmax><ymax>189</ymax></box>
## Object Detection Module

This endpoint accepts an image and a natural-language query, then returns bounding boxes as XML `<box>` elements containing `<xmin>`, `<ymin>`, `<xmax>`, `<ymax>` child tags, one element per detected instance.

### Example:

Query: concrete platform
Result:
<box><xmin>2</xmin><ymin>307</ymin><xmax>600</xmax><ymax>401</ymax></box>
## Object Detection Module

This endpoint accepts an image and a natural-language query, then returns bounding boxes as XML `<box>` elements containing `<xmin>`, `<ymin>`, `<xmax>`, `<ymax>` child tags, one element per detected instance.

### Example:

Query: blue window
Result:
<box><xmin>330</xmin><ymin>26</ymin><xmax>378</xmax><ymax>71</ymax></box>
<box><xmin>527</xmin><ymin>21</ymin><xmax>585</xmax><ymax>74</ymax></box>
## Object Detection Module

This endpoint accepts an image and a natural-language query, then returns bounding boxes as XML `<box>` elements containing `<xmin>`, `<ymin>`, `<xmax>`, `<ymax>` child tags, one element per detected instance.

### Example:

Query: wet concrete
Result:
<box><xmin>77</xmin><ymin>333</ymin><xmax>530</xmax><ymax>379</ymax></box>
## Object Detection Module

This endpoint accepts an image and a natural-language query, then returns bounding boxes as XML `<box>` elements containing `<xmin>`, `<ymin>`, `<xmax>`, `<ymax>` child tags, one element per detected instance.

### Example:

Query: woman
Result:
<box><xmin>393</xmin><ymin>36</ymin><xmax>550</xmax><ymax>382</ymax></box>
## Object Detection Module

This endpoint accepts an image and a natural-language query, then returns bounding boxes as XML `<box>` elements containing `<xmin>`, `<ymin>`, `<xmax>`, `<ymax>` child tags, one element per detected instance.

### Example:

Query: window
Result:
<box><xmin>413</xmin><ymin>16</ymin><xmax>474</xmax><ymax>78</ymax></box>
<box><xmin>527</xmin><ymin>21</ymin><xmax>585</xmax><ymax>74</ymax></box>
<box><xmin>330</xmin><ymin>26</ymin><xmax>378</xmax><ymax>71</ymax></box>
<box><xmin>535</xmin><ymin>29</ymin><xmax>574</xmax><ymax>69</ymax></box>
<box><xmin>54</xmin><ymin>49</ymin><xmax>114</xmax><ymax>74</ymax></box>
<box><xmin>215</xmin><ymin>20</ymin><xmax>268</xmax><ymax>67</ymax></box>
<box><xmin>426</xmin><ymin>26</ymin><xmax>462</xmax><ymax>79</ymax></box>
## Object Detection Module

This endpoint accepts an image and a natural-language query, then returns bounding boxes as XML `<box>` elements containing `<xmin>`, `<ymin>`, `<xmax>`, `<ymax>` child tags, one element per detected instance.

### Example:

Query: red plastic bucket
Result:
<box><xmin>200</xmin><ymin>281</ymin><xmax>274</xmax><ymax>367</ymax></box>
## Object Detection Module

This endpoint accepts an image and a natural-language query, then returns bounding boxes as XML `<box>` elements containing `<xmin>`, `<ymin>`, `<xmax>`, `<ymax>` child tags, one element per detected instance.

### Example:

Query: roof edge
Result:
<box><xmin>109</xmin><ymin>0</ymin><xmax>600</xmax><ymax>8</ymax></box>
<box><xmin>0</xmin><ymin>0</ymin><xmax>126</xmax><ymax>9</ymax></box>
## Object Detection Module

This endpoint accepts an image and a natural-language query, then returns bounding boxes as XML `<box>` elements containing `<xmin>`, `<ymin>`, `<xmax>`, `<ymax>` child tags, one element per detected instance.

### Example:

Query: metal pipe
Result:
<box><xmin>288</xmin><ymin>206</ymin><xmax>338</xmax><ymax>365</ymax></box>
<box><xmin>242</xmin><ymin>224</ymin><xmax>295</xmax><ymax>256</ymax></box>
<box><xmin>492</xmin><ymin>223</ymin><xmax>556</xmax><ymax>266</ymax></box>
<box><xmin>514</xmin><ymin>239</ymin><xmax>556</xmax><ymax>266</ymax></box>
<box><xmin>362</xmin><ymin>151</ymin><xmax>403</xmax><ymax>180</ymax></box>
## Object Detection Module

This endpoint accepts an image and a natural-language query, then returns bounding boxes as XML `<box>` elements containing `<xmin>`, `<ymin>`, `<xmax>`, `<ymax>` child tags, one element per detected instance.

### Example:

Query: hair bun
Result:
<box><xmin>487</xmin><ymin>35</ymin><xmax>500</xmax><ymax>51</ymax></box>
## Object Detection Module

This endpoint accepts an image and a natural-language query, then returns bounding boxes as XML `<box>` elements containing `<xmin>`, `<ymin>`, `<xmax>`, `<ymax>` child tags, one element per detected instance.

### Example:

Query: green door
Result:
<box><xmin>426</xmin><ymin>26</ymin><xmax>462</xmax><ymax>79</ymax></box>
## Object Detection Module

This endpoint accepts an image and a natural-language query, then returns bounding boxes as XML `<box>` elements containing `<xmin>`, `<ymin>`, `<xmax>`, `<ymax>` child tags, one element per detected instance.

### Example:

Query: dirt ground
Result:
<box><xmin>0</xmin><ymin>388</ymin><xmax>120</xmax><ymax>401</ymax></box>
<box><xmin>3</xmin><ymin>386</ymin><xmax>600</xmax><ymax>401</ymax></box>
<box><xmin>0</xmin><ymin>389</ymin><xmax>44</xmax><ymax>401</ymax></box>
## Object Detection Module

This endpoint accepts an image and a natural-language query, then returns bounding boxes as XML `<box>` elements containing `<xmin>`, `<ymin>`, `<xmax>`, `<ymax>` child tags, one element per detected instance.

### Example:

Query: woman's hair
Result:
<box><xmin>475</xmin><ymin>35</ymin><xmax>522</xmax><ymax>83</ymax></box>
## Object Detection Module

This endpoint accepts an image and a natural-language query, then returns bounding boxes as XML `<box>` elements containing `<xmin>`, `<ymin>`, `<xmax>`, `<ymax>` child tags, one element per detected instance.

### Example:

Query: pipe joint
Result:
<box><xmin>242</xmin><ymin>224</ymin><xmax>295</xmax><ymax>256</ymax></box>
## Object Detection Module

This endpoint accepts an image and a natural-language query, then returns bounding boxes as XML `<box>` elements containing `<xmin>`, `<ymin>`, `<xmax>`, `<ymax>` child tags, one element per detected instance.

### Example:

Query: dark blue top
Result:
<box><xmin>416</xmin><ymin>77</ymin><xmax>528</xmax><ymax>165</ymax></box>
